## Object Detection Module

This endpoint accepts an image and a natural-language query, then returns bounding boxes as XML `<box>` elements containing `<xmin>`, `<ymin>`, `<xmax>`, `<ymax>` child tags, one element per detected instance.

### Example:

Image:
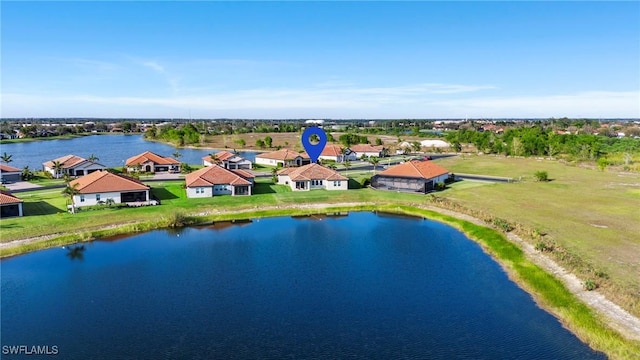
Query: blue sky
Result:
<box><xmin>2</xmin><ymin>1</ymin><xmax>639</xmax><ymax>119</ymax></box>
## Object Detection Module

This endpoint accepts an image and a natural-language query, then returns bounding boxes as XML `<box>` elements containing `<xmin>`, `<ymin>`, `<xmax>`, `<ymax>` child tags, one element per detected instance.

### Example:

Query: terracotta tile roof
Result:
<box><xmin>185</xmin><ymin>165</ymin><xmax>252</xmax><ymax>187</ymax></box>
<box><xmin>378</xmin><ymin>160</ymin><xmax>449</xmax><ymax>180</ymax></box>
<box><xmin>202</xmin><ymin>151</ymin><xmax>245</xmax><ymax>164</ymax></box>
<box><xmin>0</xmin><ymin>190</ymin><xmax>22</xmax><ymax>205</ymax></box>
<box><xmin>350</xmin><ymin>144</ymin><xmax>383</xmax><ymax>153</ymax></box>
<box><xmin>278</xmin><ymin>163</ymin><xmax>347</xmax><ymax>181</ymax></box>
<box><xmin>43</xmin><ymin>154</ymin><xmax>86</xmax><ymax>169</ymax></box>
<box><xmin>256</xmin><ymin>149</ymin><xmax>310</xmax><ymax>161</ymax></box>
<box><xmin>126</xmin><ymin>151</ymin><xmax>179</xmax><ymax>166</ymax></box>
<box><xmin>0</xmin><ymin>164</ymin><xmax>21</xmax><ymax>172</ymax></box>
<box><xmin>320</xmin><ymin>144</ymin><xmax>348</xmax><ymax>157</ymax></box>
<box><xmin>69</xmin><ymin>170</ymin><xmax>149</xmax><ymax>194</ymax></box>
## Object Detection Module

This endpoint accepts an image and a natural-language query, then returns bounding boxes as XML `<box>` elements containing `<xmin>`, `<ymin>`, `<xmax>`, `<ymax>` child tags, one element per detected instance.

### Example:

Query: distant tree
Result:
<box><xmin>172</xmin><ymin>151</ymin><xmax>182</xmax><ymax>161</ymax></box>
<box><xmin>411</xmin><ymin>141</ymin><xmax>421</xmax><ymax>153</ymax></box>
<box><xmin>264</xmin><ymin>136</ymin><xmax>273</xmax><ymax>148</ymax></box>
<box><xmin>369</xmin><ymin>156</ymin><xmax>379</xmax><ymax>174</ymax></box>
<box><xmin>122</xmin><ymin>122</ymin><xmax>134</xmax><ymax>132</ymax></box>
<box><xmin>87</xmin><ymin>154</ymin><xmax>99</xmax><ymax>163</ymax></box>
<box><xmin>1</xmin><ymin>152</ymin><xmax>12</xmax><ymax>164</ymax></box>
<box><xmin>21</xmin><ymin>166</ymin><xmax>33</xmax><ymax>181</ymax></box>
<box><xmin>343</xmin><ymin>159</ymin><xmax>351</xmax><ymax>175</ymax></box>
<box><xmin>234</xmin><ymin>139</ymin><xmax>246</xmax><ymax>148</ymax></box>
<box><xmin>271</xmin><ymin>167</ymin><xmax>278</xmax><ymax>183</ymax></box>
<box><xmin>375</xmin><ymin>138</ymin><xmax>383</xmax><ymax>146</ymax></box>
<box><xmin>256</xmin><ymin>139</ymin><xmax>266</xmax><ymax>148</ymax></box>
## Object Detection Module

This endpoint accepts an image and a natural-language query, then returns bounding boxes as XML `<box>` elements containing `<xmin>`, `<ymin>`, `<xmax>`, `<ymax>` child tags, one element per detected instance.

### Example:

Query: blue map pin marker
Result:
<box><xmin>301</xmin><ymin>127</ymin><xmax>327</xmax><ymax>163</ymax></box>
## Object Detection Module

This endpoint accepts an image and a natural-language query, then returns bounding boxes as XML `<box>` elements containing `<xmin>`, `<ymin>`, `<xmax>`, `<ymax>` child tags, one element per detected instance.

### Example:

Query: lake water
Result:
<box><xmin>0</xmin><ymin>135</ymin><xmax>258</xmax><ymax>170</ymax></box>
<box><xmin>1</xmin><ymin>212</ymin><xmax>604</xmax><ymax>359</ymax></box>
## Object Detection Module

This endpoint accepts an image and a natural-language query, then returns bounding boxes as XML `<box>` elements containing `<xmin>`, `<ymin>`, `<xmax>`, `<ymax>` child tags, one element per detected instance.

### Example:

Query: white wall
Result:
<box><xmin>73</xmin><ymin>191</ymin><xmax>121</xmax><ymax>207</ymax></box>
<box><xmin>187</xmin><ymin>186</ymin><xmax>213</xmax><ymax>198</ymax></box>
<box><xmin>326</xmin><ymin>180</ymin><xmax>348</xmax><ymax>190</ymax></box>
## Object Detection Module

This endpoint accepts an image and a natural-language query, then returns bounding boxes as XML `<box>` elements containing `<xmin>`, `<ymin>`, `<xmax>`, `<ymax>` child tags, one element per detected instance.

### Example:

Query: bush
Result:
<box><xmin>435</xmin><ymin>182</ymin><xmax>446</xmax><ymax>191</ymax></box>
<box><xmin>584</xmin><ymin>279</ymin><xmax>598</xmax><ymax>291</ymax></box>
<box><xmin>491</xmin><ymin>218</ymin><xmax>513</xmax><ymax>232</ymax></box>
<box><xmin>165</xmin><ymin>212</ymin><xmax>191</xmax><ymax>228</ymax></box>
<box><xmin>360</xmin><ymin>177</ymin><xmax>371</xmax><ymax>188</ymax></box>
<box><xmin>534</xmin><ymin>170</ymin><xmax>548</xmax><ymax>182</ymax></box>
<box><xmin>535</xmin><ymin>241</ymin><xmax>554</xmax><ymax>252</ymax></box>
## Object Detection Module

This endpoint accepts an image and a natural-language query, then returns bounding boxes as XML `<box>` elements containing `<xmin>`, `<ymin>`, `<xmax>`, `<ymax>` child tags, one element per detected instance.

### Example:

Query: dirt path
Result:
<box><xmin>2</xmin><ymin>202</ymin><xmax>639</xmax><ymax>341</ymax></box>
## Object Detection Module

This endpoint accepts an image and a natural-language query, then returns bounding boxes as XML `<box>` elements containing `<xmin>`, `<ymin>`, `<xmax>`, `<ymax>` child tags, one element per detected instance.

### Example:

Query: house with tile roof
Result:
<box><xmin>371</xmin><ymin>160</ymin><xmax>450</xmax><ymax>193</ymax></box>
<box><xmin>185</xmin><ymin>165</ymin><xmax>254</xmax><ymax>197</ymax></box>
<box><xmin>43</xmin><ymin>155</ymin><xmax>106</xmax><ymax>178</ymax></box>
<box><xmin>318</xmin><ymin>144</ymin><xmax>356</xmax><ymax>163</ymax></box>
<box><xmin>69</xmin><ymin>170</ymin><xmax>151</xmax><ymax>208</ymax></box>
<box><xmin>0</xmin><ymin>190</ymin><xmax>23</xmax><ymax>217</ymax></box>
<box><xmin>350</xmin><ymin>144</ymin><xmax>387</xmax><ymax>159</ymax></box>
<box><xmin>255</xmin><ymin>149</ymin><xmax>311</xmax><ymax>167</ymax></box>
<box><xmin>125</xmin><ymin>151</ymin><xmax>180</xmax><ymax>173</ymax></box>
<box><xmin>0</xmin><ymin>164</ymin><xmax>22</xmax><ymax>183</ymax></box>
<box><xmin>277</xmin><ymin>163</ymin><xmax>348</xmax><ymax>191</ymax></box>
<box><xmin>202</xmin><ymin>151</ymin><xmax>253</xmax><ymax>170</ymax></box>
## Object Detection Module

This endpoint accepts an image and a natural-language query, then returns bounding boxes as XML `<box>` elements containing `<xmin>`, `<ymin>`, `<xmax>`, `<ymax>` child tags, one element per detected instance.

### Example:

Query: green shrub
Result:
<box><xmin>584</xmin><ymin>279</ymin><xmax>598</xmax><ymax>291</ymax></box>
<box><xmin>534</xmin><ymin>170</ymin><xmax>549</xmax><ymax>182</ymax></box>
<box><xmin>360</xmin><ymin>177</ymin><xmax>371</xmax><ymax>188</ymax></box>
<box><xmin>491</xmin><ymin>218</ymin><xmax>513</xmax><ymax>232</ymax></box>
<box><xmin>535</xmin><ymin>241</ymin><xmax>554</xmax><ymax>252</ymax></box>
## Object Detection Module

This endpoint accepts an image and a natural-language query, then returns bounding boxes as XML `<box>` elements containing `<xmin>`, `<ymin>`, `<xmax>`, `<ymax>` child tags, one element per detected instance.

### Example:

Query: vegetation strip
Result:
<box><xmin>1</xmin><ymin>203</ymin><xmax>639</xmax><ymax>359</ymax></box>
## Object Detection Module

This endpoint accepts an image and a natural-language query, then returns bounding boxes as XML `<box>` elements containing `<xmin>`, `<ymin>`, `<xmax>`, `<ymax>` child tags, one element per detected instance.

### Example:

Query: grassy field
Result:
<box><xmin>434</xmin><ymin>155</ymin><xmax>640</xmax><ymax>316</ymax></box>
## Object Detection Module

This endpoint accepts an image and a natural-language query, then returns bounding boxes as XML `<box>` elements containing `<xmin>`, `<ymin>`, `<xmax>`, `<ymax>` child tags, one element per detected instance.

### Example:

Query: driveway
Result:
<box><xmin>3</xmin><ymin>181</ymin><xmax>44</xmax><ymax>191</ymax></box>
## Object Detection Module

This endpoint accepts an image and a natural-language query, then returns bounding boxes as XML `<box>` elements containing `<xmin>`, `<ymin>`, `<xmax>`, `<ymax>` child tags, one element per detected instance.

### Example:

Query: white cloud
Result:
<box><xmin>2</xmin><ymin>86</ymin><xmax>638</xmax><ymax>119</ymax></box>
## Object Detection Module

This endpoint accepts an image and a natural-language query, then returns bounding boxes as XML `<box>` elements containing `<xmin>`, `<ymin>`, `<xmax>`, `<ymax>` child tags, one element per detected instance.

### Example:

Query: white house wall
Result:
<box><xmin>187</xmin><ymin>186</ymin><xmax>214</xmax><ymax>198</ymax></box>
<box><xmin>73</xmin><ymin>191</ymin><xmax>122</xmax><ymax>207</ymax></box>
<box><xmin>326</xmin><ymin>180</ymin><xmax>348</xmax><ymax>190</ymax></box>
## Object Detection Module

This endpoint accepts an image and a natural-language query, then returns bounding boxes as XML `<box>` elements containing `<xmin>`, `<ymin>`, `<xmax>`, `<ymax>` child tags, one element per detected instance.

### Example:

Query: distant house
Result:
<box><xmin>43</xmin><ymin>155</ymin><xmax>106</xmax><ymax>178</ymax></box>
<box><xmin>319</xmin><ymin>144</ymin><xmax>356</xmax><ymax>163</ymax></box>
<box><xmin>69</xmin><ymin>170</ymin><xmax>151</xmax><ymax>208</ymax></box>
<box><xmin>0</xmin><ymin>190</ymin><xmax>23</xmax><ymax>217</ymax></box>
<box><xmin>0</xmin><ymin>164</ymin><xmax>22</xmax><ymax>183</ymax></box>
<box><xmin>371</xmin><ymin>160</ymin><xmax>450</xmax><ymax>193</ymax></box>
<box><xmin>202</xmin><ymin>151</ymin><xmax>253</xmax><ymax>170</ymax></box>
<box><xmin>126</xmin><ymin>151</ymin><xmax>180</xmax><ymax>173</ymax></box>
<box><xmin>350</xmin><ymin>144</ymin><xmax>386</xmax><ymax>158</ymax></box>
<box><xmin>185</xmin><ymin>165</ymin><xmax>254</xmax><ymax>197</ymax></box>
<box><xmin>255</xmin><ymin>149</ymin><xmax>311</xmax><ymax>167</ymax></box>
<box><xmin>277</xmin><ymin>163</ymin><xmax>348</xmax><ymax>191</ymax></box>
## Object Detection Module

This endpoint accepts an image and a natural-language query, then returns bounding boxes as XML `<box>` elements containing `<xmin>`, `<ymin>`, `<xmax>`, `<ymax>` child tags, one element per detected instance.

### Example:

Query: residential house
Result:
<box><xmin>350</xmin><ymin>144</ymin><xmax>386</xmax><ymax>159</ymax></box>
<box><xmin>1</xmin><ymin>164</ymin><xmax>22</xmax><ymax>183</ymax></box>
<box><xmin>277</xmin><ymin>163</ymin><xmax>348</xmax><ymax>191</ymax></box>
<box><xmin>0</xmin><ymin>190</ymin><xmax>23</xmax><ymax>217</ymax></box>
<box><xmin>255</xmin><ymin>149</ymin><xmax>311</xmax><ymax>167</ymax></box>
<box><xmin>43</xmin><ymin>155</ymin><xmax>106</xmax><ymax>178</ymax></box>
<box><xmin>185</xmin><ymin>165</ymin><xmax>254</xmax><ymax>198</ymax></box>
<box><xmin>69</xmin><ymin>170</ymin><xmax>151</xmax><ymax>208</ymax></box>
<box><xmin>202</xmin><ymin>151</ymin><xmax>253</xmax><ymax>170</ymax></box>
<box><xmin>126</xmin><ymin>151</ymin><xmax>180</xmax><ymax>173</ymax></box>
<box><xmin>371</xmin><ymin>160</ymin><xmax>450</xmax><ymax>193</ymax></box>
<box><xmin>319</xmin><ymin>144</ymin><xmax>356</xmax><ymax>163</ymax></box>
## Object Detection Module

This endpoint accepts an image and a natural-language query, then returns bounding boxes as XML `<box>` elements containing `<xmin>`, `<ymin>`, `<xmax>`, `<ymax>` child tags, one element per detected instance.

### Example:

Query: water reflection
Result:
<box><xmin>63</xmin><ymin>244</ymin><xmax>86</xmax><ymax>261</ymax></box>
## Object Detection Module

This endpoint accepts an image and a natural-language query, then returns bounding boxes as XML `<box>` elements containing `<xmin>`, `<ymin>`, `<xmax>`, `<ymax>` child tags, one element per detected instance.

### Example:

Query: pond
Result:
<box><xmin>1</xmin><ymin>212</ymin><xmax>604</xmax><ymax>359</ymax></box>
<box><xmin>1</xmin><ymin>135</ymin><xmax>258</xmax><ymax>170</ymax></box>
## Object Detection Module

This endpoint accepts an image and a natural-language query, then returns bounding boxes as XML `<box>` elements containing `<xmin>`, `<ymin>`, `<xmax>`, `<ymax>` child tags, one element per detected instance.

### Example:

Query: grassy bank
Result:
<box><xmin>2</xmin><ymin>203</ymin><xmax>639</xmax><ymax>358</ymax></box>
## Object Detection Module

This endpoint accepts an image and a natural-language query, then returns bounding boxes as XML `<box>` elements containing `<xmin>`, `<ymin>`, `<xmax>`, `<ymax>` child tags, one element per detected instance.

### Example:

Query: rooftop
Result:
<box><xmin>278</xmin><ymin>163</ymin><xmax>347</xmax><ymax>181</ymax></box>
<box><xmin>69</xmin><ymin>170</ymin><xmax>149</xmax><ymax>194</ymax></box>
<box><xmin>185</xmin><ymin>165</ymin><xmax>253</xmax><ymax>187</ymax></box>
<box><xmin>378</xmin><ymin>160</ymin><xmax>449</xmax><ymax>179</ymax></box>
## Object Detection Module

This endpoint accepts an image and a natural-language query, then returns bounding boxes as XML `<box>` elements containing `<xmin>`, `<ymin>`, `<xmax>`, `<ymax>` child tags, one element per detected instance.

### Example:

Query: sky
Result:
<box><xmin>1</xmin><ymin>1</ymin><xmax>639</xmax><ymax>119</ymax></box>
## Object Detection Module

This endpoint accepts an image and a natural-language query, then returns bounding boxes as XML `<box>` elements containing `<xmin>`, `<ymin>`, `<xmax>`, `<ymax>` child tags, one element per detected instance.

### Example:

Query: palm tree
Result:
<box><xmin>87</xmin><ymin>154</ymin><xmax>99</xmax><ymax>163</ymax></box>
<box><xmin>369</xmin><ymin>156</ymin><xmax>379</xmax><ymax>174</ymax></box>
<box><xmin>1</xmin><ymin>152</ymin><xmax>12</xmax><ymax>164</ymax></box>
<box><xmin>21</xmin><ymin>166</ymin><xmax>32</xmax><ymax>181</ymax></box>
<box><xmin>343</xmin><ymin>159</ymin><xmax>351</xmax><ymax>176</ymax></box>
<box><xmin>62</xmin><ymin>182</ymin><xmax>80</xmax><ymax>214</ymax></box>
<box><xmin>271</xmin><ymin>167</ymin><xmax>278</xmax><ymax>183</ymax></box>
<box><xmin>209</xmin><ymin>153</ymin><xmax>222</xmax><ymax>166</ymax></box>
<box><xmin>172</xmin><ymin>151</ymin><xmax>182</xmax><ymax>161</ymax></box>
<box><xmin>52</xmin><ymin>160</ymin><xmax>63</xmax><ymax>179</ymax></box>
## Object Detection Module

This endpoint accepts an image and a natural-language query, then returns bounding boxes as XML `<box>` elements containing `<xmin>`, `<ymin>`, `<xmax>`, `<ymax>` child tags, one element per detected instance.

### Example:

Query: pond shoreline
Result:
<box><xmin>1</xmin><ymin>202</ymin><xmax>639</xmax><ymax>358</ymax></box>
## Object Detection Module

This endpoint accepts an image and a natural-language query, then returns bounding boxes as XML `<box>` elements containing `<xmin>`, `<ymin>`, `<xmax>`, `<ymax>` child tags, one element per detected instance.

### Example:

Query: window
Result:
<box><xmin>319</xmin><ymin>180</ymin><xmax>323</xmax><ymax>185</ymax></box>
<box><xmin>196</xmin><ymin>187</ymin><xmax>204</xmax><ymax>194</ymax></box>
<box><xmin>96</xmin><ymin>194</ymin><xmax>101</xmax><ymax>201</ymax></box>
<box><xmin>334</xmin><ymin>181</ymin><xmax>340</xmax><ymax>186</ymax></box>
<box><xmin>80</xmin><ymin>194</ymin><xmax>85</xmax><ymax>202</ymax></box>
